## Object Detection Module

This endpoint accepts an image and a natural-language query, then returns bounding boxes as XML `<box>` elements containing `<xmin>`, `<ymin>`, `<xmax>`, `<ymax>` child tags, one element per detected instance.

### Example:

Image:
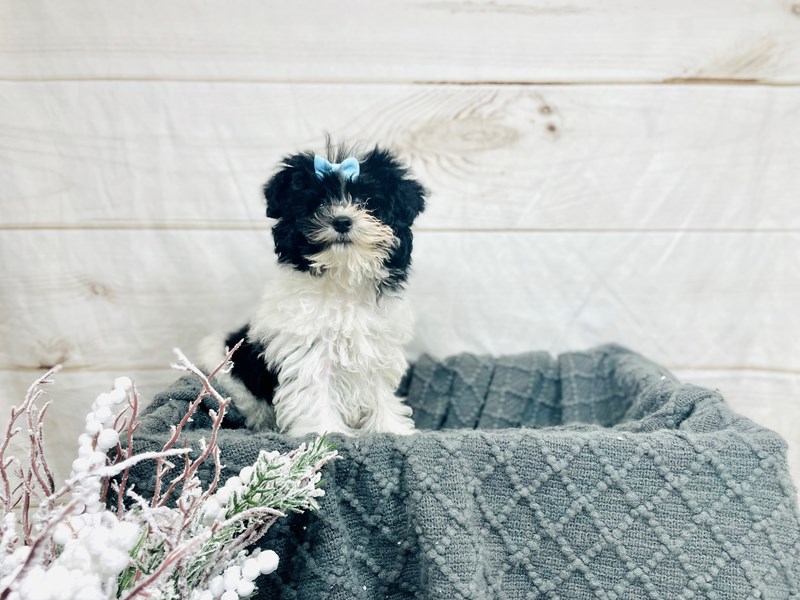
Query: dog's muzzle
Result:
<box><xmin>306</xmin><ymin>201</ymin><xmax>396</xmax><ymax>254</ymax></box>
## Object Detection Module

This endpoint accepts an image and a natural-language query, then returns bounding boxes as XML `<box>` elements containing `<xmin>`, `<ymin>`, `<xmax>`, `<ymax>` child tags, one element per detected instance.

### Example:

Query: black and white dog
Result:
<box><xmin>200</xmin><ymin>144</ymin><xmax>426</xmax><ymax>437</ymax></box>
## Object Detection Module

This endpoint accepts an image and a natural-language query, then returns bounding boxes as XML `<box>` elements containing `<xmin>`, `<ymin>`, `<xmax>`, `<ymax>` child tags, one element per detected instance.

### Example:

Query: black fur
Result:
<box><xmin>225</xmin><ymin>325</ymin><xmax>278</xmax><ymax>404</ymax></box>
<box><xmin>227</xmin><ymin>143</ymin><xmax>426</xmax><ymax>403</ymax></box>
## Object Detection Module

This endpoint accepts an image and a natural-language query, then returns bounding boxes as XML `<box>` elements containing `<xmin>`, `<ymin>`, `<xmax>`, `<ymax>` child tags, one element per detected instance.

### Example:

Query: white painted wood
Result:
<box><xmin>2</xmin><ymin>83</ymin><xmax>799</xmax><ymax>231</ymax></box>
<box><xmin>1</xmin><ymin>368</ymin><xmax>796</xmax><ymax>496</ymax></box>
<box><xmin>2</xmin><ymin>0</ymin><xmax>800</xmax><ymax>83</ymax></box>
<box><xmin>408</xmin><ymin>232</ymin><xmax>800</xmax><ymax>370</ymax></box>
<box><xmin>1</xmin><ymin>229</ymin><xmax>798</xmax><ymax>372</ymax></box>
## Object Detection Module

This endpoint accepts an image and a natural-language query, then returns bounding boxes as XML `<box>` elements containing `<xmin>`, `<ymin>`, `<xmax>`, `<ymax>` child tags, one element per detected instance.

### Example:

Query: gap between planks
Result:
<box><xmin>3</xmin><ymin>225</ymin><xmax>800</xmax><ymax>234</ymax></box>
<box><xmin>1</xmin><ymin>77</ymin><xmax>799</xmax><ymax>87</ymax></box>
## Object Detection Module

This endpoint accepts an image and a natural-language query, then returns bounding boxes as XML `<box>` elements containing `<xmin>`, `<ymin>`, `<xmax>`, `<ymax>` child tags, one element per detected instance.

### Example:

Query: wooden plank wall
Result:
<box><xmin>1</xmin><ymin>0</ymin><xmax>799</xmax><ymax>490</ymax></box>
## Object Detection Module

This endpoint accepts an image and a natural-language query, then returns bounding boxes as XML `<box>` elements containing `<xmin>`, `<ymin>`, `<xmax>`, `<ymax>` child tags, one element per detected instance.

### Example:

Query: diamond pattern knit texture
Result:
<box><xmin>128</xmin><ymin>344</ymin><xmax>800</xmax><ymax>599</ymax></box>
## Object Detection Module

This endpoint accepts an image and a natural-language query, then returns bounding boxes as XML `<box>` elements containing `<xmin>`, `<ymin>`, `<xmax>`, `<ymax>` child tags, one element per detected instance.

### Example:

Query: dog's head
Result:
<box><xmin>264</xmin><ymin>144</ymin><xmax>426</xmax><ymax>290</ymax></box>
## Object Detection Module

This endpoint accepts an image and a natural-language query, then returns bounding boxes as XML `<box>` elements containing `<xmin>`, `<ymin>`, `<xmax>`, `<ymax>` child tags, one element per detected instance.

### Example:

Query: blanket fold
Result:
<box><xmin>127</xmin><ymin>344</ymin><xmax>800</xmax><ymax>599</ymax></box>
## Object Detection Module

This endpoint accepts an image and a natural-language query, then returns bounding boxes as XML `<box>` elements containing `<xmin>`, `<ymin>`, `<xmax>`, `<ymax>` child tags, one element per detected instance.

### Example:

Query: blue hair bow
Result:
<box><xmin>314</xmin><ymin>155</ymin><xmax>360</xmax><ymax>181</ymax></box>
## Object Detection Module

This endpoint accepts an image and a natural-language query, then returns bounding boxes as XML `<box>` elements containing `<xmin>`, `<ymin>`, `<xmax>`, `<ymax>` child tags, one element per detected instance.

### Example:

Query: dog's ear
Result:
<box><xmin>263</xmin><ymin>166</ymin><xmax>292</xmax><ymax>220</ymax></box>
<box><xmin>264</xmin><ymin>153</ymin><xmax>318</xmax><ymax>220</ymax></box>
<box><xmin>361</xmin><ymin>147</ymin><xmax>427</xmax><ymax>227</ymax></box>
<box><xmin>394</xmin><ymin>176</ymin><xmax>426</xmax><ymax>226</ymax></box>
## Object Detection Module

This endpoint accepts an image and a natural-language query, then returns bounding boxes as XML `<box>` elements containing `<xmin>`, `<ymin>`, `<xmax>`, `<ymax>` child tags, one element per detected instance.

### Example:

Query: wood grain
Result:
<box><xmin>2</xmin><ymin>0</ymin><xmax>800</xmax><ymax>83</ymax></box>
<box><xmin>2</xmin><ymin>368</ymin><xmax>797</xmax><ymax>494</ymax></box>
<box><xmin>1</xmin><ymin>229</ymin><xmax>798</xmax><ymax>372</ymax></box>
<box><xmin>2</xmin><ymin>83</ymin><xmax>799</xmax><ymax>231</ymax></box>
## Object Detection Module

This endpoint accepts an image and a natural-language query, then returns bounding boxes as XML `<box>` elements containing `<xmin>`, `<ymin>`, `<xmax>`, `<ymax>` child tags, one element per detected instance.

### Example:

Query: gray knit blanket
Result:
<box><xmin>127</xmin><ymin>344</ymin><xmax>800</xmax><ymax>599</ymax></box>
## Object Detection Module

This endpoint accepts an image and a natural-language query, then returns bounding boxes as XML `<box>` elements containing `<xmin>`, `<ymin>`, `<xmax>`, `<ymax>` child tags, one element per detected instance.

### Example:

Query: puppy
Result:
<box><xmin>200</xmin><ymin>143</ymin><xmax>426</xmax><ymax>437</ymax></box>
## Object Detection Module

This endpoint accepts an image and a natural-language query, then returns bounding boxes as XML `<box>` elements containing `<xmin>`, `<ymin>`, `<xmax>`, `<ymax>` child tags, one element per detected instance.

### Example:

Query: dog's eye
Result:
<box><xmin>358</xmin><ymin>196</ymin><xmax>379</xmax><ymax>209</ymax></box>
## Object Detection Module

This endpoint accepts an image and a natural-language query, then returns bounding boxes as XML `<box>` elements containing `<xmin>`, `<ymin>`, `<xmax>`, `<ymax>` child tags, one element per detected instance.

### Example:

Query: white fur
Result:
<box><xmin>249</xmin><ymin>264</ymin><xmax>415</xmax><ymax>437</ymax></box>
<box><xmin>215</xmin><ymin>200</ymin><xmax>416</xmax><ymax>437</ymax></box>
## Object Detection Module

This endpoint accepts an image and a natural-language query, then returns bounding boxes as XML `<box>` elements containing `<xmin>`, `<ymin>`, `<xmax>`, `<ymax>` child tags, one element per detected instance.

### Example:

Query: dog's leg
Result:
<box><xmin>356</xmin><ymin>344</ymin><xmax>416</xmax><ymax>435</ymax></box>
<box><xmin>270</xmin><ymin>342</ymin><xmax>357</xmax><ymax>437</ymax></box>
<box><xmin>276</xmin><ymin>385</ymin><xmax>355</xmax><ymax>437</ymax></box>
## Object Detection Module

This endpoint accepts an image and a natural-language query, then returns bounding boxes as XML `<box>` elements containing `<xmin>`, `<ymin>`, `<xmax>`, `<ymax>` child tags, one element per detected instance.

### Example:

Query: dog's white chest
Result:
<box><xmin>248</xmin><ymin>268</ymin><xmax>413</xmax><ymax>434</ymax></box>
<box><xmin>251</xmin><ymin>269</ymin><xmax>411</xmax><ymax>363</ymax></box>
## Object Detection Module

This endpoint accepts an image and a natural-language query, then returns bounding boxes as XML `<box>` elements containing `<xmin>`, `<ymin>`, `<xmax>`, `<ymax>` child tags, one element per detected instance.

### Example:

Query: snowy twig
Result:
<box><xmin>0</xmin><ymin>344</ymin><xmax>337</xmax><ymax>600</ymax></box>
<box><xmin>0</xmin><ymin>366</ymin><xmax>61</xmax><ymax>539</ymax></box>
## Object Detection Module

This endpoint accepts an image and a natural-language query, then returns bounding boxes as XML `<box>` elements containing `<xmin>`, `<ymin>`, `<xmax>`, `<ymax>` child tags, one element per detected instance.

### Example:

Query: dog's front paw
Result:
<box><xmin>384</xmin><ymin>416</ymin><xmax>416</xmax><ymax>435</ymax></box>
<box><xmin>362</xmin><ymin>408</ymin><xmax>416</xmax><ymax>435</ymax></box>
<box><xmin>284</xmin><ymin>422</ymin><xmax>357</xmax><ymax>438</ymax></box>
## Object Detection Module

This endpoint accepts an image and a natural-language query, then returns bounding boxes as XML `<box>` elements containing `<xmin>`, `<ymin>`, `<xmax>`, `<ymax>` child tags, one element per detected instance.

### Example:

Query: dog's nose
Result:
<box><xmin>331</xmin><ymin>216</ymin><xmax>352</xmax><ymax>233</ymax></box>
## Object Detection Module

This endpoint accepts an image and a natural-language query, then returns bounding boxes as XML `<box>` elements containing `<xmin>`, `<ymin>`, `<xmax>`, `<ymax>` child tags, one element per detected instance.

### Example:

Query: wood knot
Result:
<box><xmin>35</xmin><ymin>339</ymin><xmax>72</xmax><ymax>368</ymax></box>
<box><xmin>82</xmin><ymin>278</ymin><xmax>116</xmax><ymax>300</ymax></box>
